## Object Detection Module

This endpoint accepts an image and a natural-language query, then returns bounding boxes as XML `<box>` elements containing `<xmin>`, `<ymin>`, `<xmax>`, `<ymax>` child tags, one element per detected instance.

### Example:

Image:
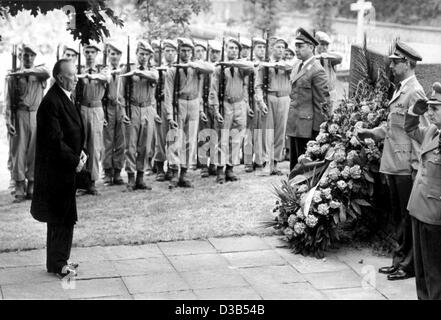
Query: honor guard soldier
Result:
<box><xmin>153</xmin><ymin>39</ymin><xmax>178</xmax><ymax>182</ymax></box>
<box><xmin>358</xmin><ymin>41</ymin><xmax>427</xmax><ymax>281</ymax></box>
<box><xmin>209</xmin><ymin>37</ymin><xmax>255</xmax><ymax>183</ymax></box>
<box><xmin>286</xmin><ymin>28</ymin><xmax>330</xmax><ymax>171</ymax></box>
<box><xmin>5</xmin><ymin>44</ymin><xmax>50</xmax><ymax>202</ymax></box>
<box><xmin>243</xmin><ymin>37</ymin><xmax>266</xmax><ymax>173</ymax></box>
<box><xmin>256</xmin><ymin>37</ymin><xmax>293</xmax><ymax>175</ymax></box>
<box><xmin>62</xmin><ymin>43</ymin><xmax>79</xmax><ymax>62</ymax></box>
<box><xmin>102</xmin><ymin>42</ymin><xmax>125</xmax><ymax>185</ymax></box>
<box><xmin>164</xmin><ymin>38</ymin><xmax>214</xmax><ymax>188</ymax></box>
<box><xmin>77</xmin><ymin>42</ymin><xmax>110</xmax><ymax>195</ymax></box>
<box><xmin>315</xmin><ymin>31</ymin><xmax>343</xmax><ymax>110</ymax></box>
<box><xmin>284</xmin><ymin>46</ymin><xmax>296</xmax><ymax>62</ymax></box>
<box><xmin>194</xmin><ymin>41</ymin><xmax>207</xmax><ymax>62</ymax></box>
<box><xmin>240</xmin><ymin>38</ymin><xmax>252</xmax><ymax>60</ymax></box>
<box><xmin>119</xmin><ymin>40</ymin><xmax>159</xmax><ymax>191</ymax></box>
<box><xmin>199</xmin><ymin>40</ymin><xmax>222</xmax><ymax>178</ymax></box>
<box><xmin>405</xmin><ymin>82</ymin><xmax>441</xmax><ymax>300</ymax></box>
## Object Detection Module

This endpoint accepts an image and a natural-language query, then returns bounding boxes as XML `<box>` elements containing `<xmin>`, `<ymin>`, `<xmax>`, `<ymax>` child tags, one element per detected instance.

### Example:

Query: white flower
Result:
<box><xmin>307</xmin><ymin>141</ymin><xmax>319</xmax><ymax>148</ymax></box>
<box><xmin>329</xmin><ymin>161</ymin><xmax>338</xmax><ymax>169</ymax></box>
<box><xmin>350</xmin><ymin>165</ymin><xmax>362</xmax><ymax>179</ymax></box>
<box><xmin>321</xmin><ymin>188</ymin><xmax>332</xmax><ymax>199</ymax></box>
<box><xmin>328</xmin><ymin>168</ymin><xmax>341</xmax><ymax>181</ymax></box>
<box><xmin>319</xmin><ymin>176</ymin><xmax>329</xmax><ymax>187</ymax></box>
<box><xmin>296</xmin><ymin>209</ymin><xmax>305</xmax><ymax>220</ymax></box>
<box><xmin>367</xmin><ymin>112</ymin><xmax>376</xmax><ymax>123</ymax></box>
<box><xmin>361</xmin><ymin>105</ymin><xmax>370</xmax><ymax>114</ymax></box>
<box><xmin>337</xmin><ymin>180</ymin><xmax>347</xmax><ymax>190</ymax></box>
<box><xmin>284</xmin><ymin>227</ymin><xmax>295</xmax><ymax>238</ymax></box>
<box><xmin>346</xmin><ymin>150</ymin><xmax>358</xmax><ymax>161</ymax></box>
<box><xmin>354</xmin><ymin>121</ymin><xmax>364</xmax><ymax>129</ymax></box>
<box><xmin>288</xmin><ymin>214</ymin><xmax>297</xmax><ymax>228</ymax></box>
<box><xmin>334</xmin><ymin>150</ymin><xmax>346</xmax><ymax>163</ymax></box>
<box><xmin>297</xmin><ymin>184</ymin><xmax>308</xmax><ymax>194</ymax></box>
<box><xmin>350</xmin><ymin>136</ymin><xmax>360</xmax><ymax>147</ymax></box>
<box><xmin>305</xmin><ymin>215</ymin><xmax>319</xmax><ymax>228</ymax></box>
<box><xmin>328</xmin><ymin>124</ymin><xmax>340</xmax><ymax>134</ymax></box>
<box><xmin>341</xmin><ymin>166</ymin><xmax>351</xmax><ymax>179</ymax></box>
<box><xmin>321</xmin><ymin>144</ymin><xmax>330</xmax><ymax>154</ymax></box>
<box><xmin>330</xmin><ymin>200</ymin><xmax>341</xmax><ymax>209</ymax></box>
<box><xmin>317</xmin><ymin>203</ymin><xmax>330</xmax><ymax>215</ymax></box>
<box><xmin>293</xmin><ymin>222</ymin><xmax>306</xmax><ymax>235</ymax></box>
<box><xmin>316</xmin><ymin>133</ymin><xmax>329</xmax><ymax>144</ymax></box>
<box><xmin>313</xmin><ymin>190</ymin><xmax>322</xmax><ymax>203</ymax></box>
<box><xmin>310</xmin><ymin>145</ymin><xmax>321</xmax><ymax>155</ymax></box>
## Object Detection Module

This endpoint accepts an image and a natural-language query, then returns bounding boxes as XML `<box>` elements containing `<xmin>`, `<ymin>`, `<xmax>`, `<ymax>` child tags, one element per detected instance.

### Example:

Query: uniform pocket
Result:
<box><xmin>389</xmin><ymin>112</ymin><xmax>405</xmax><ymax>127</ymax></box>
<box><xmin>427</xmin><ymin>157</ymin><xmax>441</xmax><ymax>179</ymax></box>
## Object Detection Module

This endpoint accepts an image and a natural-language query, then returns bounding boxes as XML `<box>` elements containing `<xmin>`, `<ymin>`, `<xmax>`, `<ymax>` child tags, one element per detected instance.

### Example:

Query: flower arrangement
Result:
<box><xmin>271</xmin><ymin>72</ymin><xmax>391</xmax><ymax>258</ymax></box>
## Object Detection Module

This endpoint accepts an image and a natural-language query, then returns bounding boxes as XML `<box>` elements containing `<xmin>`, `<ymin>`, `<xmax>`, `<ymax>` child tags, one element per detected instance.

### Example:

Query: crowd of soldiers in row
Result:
<box><xmin>3</xmin><ymin>29</ymin><xmax>342</xmax><ymax>202</ymax></box>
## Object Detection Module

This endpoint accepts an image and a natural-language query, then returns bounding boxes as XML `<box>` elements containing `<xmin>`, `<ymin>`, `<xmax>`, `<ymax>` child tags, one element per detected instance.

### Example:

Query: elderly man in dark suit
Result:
<box><xmin>286</xmin><ymin>28</ymin><xmax>330</xmax><ymax>171</ymax></box>
<box><xmin>405</xmin><ymin>82</ymin><xmax>441</xmax><ymax>300</ymax></box>
<box><xmin>31</xmin><ymin>59</ymin><xmax>86</xmax><ymax>278</ymax></box>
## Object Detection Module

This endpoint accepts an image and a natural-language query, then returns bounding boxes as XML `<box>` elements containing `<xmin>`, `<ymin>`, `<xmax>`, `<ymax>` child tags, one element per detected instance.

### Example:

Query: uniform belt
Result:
<box><xmin>83</xmin><ymin>100</ymin><xmax>102</xmax><ymax>108</ymax></box>
<box><xmin>179</xmin><ymin>93</ymin><xmax>198</xmax><ymax>101</ymax></box>
<box><xmin>16</xmin><ymin>104</ymin><xmax>37</xmax><ymax>112</ymax></box>
<box><xmin>224</xmin><ymin>96</ymin><xmax>243</xmax><ymax>104</ymax></box>
<box><xmin>131</xmin><ymin>101</ymin><xmax>151</xmax><ymax>108</ymax></box>
<box><xmin>268</xmin><ymin>91</ymin><xmax>290</xmax><ymax>98</ymax></box>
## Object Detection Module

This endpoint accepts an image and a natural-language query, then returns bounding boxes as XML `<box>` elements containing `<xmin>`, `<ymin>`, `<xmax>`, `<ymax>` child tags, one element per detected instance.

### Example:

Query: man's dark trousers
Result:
<box><xmin>46</xmin><ymin>223</ymin><xmax>74</xmax><ymax>273</ymax></box>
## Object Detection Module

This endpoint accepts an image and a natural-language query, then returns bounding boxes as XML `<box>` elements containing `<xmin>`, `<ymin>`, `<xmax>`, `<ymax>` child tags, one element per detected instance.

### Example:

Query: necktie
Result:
<box><xmin>70</xmin><ymin>93</ymin><xmax>75</xmax><ymax>105</ymax></box>
<box><xmin>298</xmin><ymin>62</ymin><xmax>304</xmax><ymax>73</ymax></box>
<box><xmin>230</xmin><ymin>66</ymin><xmax>234</xmax><ymax>78</ymax></box>
<box><xmin>139</xmin><ymin>65</ymin><xmax>145</xmax><ymax>71</ymax></box>
<box><xmin>183</xmin><ymin>67</ymin><xmax>188</xmax><ymax>78</ymax></box>
<box><xmin>112</xmin><ymin>67</ymin><xmax>116</xmax><ymax>81</ymax></box>
<box><xmin>395</xmin><ymin>82</ymin><xmax>401</xmax><ymax>94</ymax></box>
<box><xmin>88</xmin><ymin>68</ymin><xmax>92</xmax><ymax>75</ymax></box>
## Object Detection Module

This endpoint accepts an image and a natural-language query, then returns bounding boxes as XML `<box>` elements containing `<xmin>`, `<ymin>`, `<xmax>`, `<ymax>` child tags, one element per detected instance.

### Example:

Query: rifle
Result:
<box><xmin>102</xmin><ymin>43</ymin><xmax>109</xmax><ymax>122</ymax></box>
<box><xmin>218</xmin><ymin>37</ymin><xmax>226</xmax><ymax>117</ymax></box>
<box><xmin>155</xmin><ymin>40</ymin><xmax>163</xmax><ymax>117</ymax></box>
<box><xmin>9</xmin><ymin>44</ymin><xmax>19</xmax><ymax>128</ymax></box>
<box><xmin>237</xmin><ymin>33</ymin><xmax>241</xmax><ymax>59</ymax></box>
<box><xmin>172</xmin><ymin>41</ymin><xmax>182</xmax><ymax>123</ymax></box>
<box><xmin>202</xmin><ymin>40</ymin><xmax>210</xmax><ymax>115</ymax></box>
<box><xmin>263</xmin><ymin>30</ymin><xmax>270</xmax><ymax>106</ymax></box>
<box><xmin>56</xmin><ymin>43</ymin><xmax>60</xmax><ymax>61</ymax></box>
<box><xmin>248</xmin><ymin>38</ymin><xmax>255</xmax><ymax>117</ymax></box>
<box><xmin>125</xmin><ymin>36</ymin><xmax>132</xmax><ymax>120</ymax></box>
<box><xmin>75</xmin><ymin>43</ymin><xmax>83</xmax><ymax>109</ymax></box>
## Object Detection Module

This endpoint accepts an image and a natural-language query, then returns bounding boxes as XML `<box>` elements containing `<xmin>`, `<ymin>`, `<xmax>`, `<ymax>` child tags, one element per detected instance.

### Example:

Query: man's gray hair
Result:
<box><xmin>52</xmin><ymin>59</ymin><xmax>71</xmax><ymax>79</ymax></box>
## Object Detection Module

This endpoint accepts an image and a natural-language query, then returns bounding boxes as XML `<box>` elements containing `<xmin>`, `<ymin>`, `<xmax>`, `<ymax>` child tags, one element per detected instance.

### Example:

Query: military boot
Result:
<box><xmin>200</xmin><ymin>165</ymin><xmax>209</xmax><ymax>178</ymax></box>
<box><xmin>245</xmin><ymin>164</ymin><xmax>254</xmax><ymax>173</ymax></box>
<box><xmin>86</xmin><ymin>180</ymin><xmax>99</xmax><ymax>195</ymax></box>
<box><xmin>13</xmin><ymin>180</ymin><xmax>26</xmax><ymax>203</ymax></box>
<box><xmin>216</xmin><ymin>166</ymin><xmax>225</xmax><ymax>184</ymax></box>
<box><xmin>168</xmin><ymin>168</ymin><xmax>179</xmax><ymax>189</ymax></box>
<box><xmin>113</xmin><ymin>169</ymin><xmax>125</xmax><ymax>185</ymax></box>
<box><xmin>225</xmin><ymin>165</ymin><xmax>239</xmax><ymax>182</ymax></box>
<box><xmin>209</xmin><ymin>164</ymin><xmax>217</xmax><ymax>176</ymax></box>
<box><xmin>103</xmin><ymin>168</ymin><xmax>113</xmax><ymax>185</ymax></box>
<box><xmin>164</xmin><ymin>165</ymin><xmax>173</xmax><ymax>181</ymax></box>
<box><xmin>9</xmin><ymin>178</ymin><xmax>16</xmax><ymax>195</ymax></box>
<box><xmin>126</xmin><ymin>173</ymin><xmax>136</xmax><ymax>192</ymax></box>
<box><xmin>270</xmin><ymin>161</ymin><xmax>283</xmax><ymax>176</ymax></box>
<box><xmin>26</xmin><ymin>180</ymin><xmax>34</xmax><ymax>200</ymax></box>
<box><xmin>135</xmin><ymin>171</ymin><xmax>152</xmax><ymax>190</ymax></box>
<box><xmin>155</xmin><ymin>161</ymin><xmax>166</xmax><ymax>182</ymax></box>
<box><xmin>178</xmin><ymin>167</ymin><xmax>193</xmax><ymax>188</ymax></box>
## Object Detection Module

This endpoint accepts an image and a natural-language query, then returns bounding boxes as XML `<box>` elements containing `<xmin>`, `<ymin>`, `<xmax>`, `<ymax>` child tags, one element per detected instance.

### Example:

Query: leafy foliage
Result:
<box><xmin>245</xmin><ymin>0</ymin><xmax>282</xmax><ymax>36</ymax></box>
<box><xmin>135</xmin><ymin>0</ymin><xmax>211</xmax><ymax>39</ymax></box>
<box><xmin>0</xmin><ymin>0</ymin><xmax>124</xmax><ymax>43</ymax></box>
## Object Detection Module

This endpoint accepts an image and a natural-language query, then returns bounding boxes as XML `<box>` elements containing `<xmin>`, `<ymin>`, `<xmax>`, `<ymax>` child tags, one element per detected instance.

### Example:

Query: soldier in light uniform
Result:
<box><xmin>118</xmin><ymin>40</ymin><xmax>159</xmax><ymax>191</ymax></box>
<box><xmin>284</xmin><ymin>46</ymin><xmax>296</xmax><ymax>62</ymax></box>
<box><xmin>77</xmin><ymin>43</ymin><xmax>110</xmax><ymax>195</ymax></box>
<box><xmin>358</xmin><ymin>41</ymin><xmax>427</xmax><ymax>281</ymax></box>
<box><xmin>153</xmin><ymin>39</ymin><xmax>178</xmax><ymax>182</ymax></box>
<box><xmin>240</xmin><ymin>38</ymin><xmax>251</xmax><ymax>60</ymax></box>
<box><xmin>5</xmin><ymin>44</ymin><xmax>50</xmax><ymax>202</ymax></box>
<box><xmin>315</xmin><ymin>31</ymin><xmax>343</xmax><ymax>110</ymax></box>
<box><xmin>199</xmin><ymin>40</ymin><xmax>221</xmax><ymax>178</ymax></box>
<box><xmin>102</xmin><ymin>42</ymin><xmax>125</xmax><ymax>185</ymax></box>
<box><xmin>209</xmin><ymin>38</ymin><xmax>254</xmax><ymax>183</ymax></box>
<box><xmin>164</xmin><ymin>38</ymin><xmax>214</xmax><ymax>188</ymax></box>
<box><xmin>405</xmin><ymin>82</ymin><xmax>441</xmax><ymax>300</ymax></box>
<box><xmin>243</xmin><ymin>37</ymin><xmax>266</xmax><ymax>173</ymax></box>
<box><xmin>256</xmin><ymin>37</ymin><xmax>293</xmax><ymax>175</ymax></box>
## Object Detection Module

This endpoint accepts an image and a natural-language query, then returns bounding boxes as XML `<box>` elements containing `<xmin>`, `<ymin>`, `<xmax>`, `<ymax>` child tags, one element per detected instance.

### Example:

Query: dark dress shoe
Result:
<box><xmin>378</xmin><ymin>265</ymin><xmax>398</xmax><ymax>274</ymax></box>
<box><xmin>387</xmin><ymin>269</ymin><xmax>412</xmax><ymax>281</ymax></box>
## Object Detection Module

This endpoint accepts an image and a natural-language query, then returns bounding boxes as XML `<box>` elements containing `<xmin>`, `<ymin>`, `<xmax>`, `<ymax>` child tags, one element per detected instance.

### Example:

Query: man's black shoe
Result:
<box><xmin>378</xmin><ymin>265</ymin><xmax>398</xmax><ymax>274</ymax></box>
<box><xmin>387</xmin><ymin>269</ymin><xmax>413</xmax><ymax>281</ymax></box>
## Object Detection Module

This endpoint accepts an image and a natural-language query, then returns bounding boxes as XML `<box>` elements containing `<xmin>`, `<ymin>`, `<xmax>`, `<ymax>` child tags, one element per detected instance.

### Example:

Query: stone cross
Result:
<box><xmin>350</xmin><ymin>0</ymin><xmax>373</xmax><ymax>44</ymax></box>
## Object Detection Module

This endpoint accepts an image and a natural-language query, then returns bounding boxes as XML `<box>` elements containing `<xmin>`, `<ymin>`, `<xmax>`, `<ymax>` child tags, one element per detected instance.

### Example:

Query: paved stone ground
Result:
<box><xmin>0</xmin><ymin>236</ymin><xmax>416</xmax><ymax>300</ymax></box>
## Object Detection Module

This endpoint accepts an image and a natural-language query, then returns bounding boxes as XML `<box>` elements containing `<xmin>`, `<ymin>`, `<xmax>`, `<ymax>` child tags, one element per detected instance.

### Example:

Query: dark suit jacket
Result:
<box><xmin>31</xmin><ymin>83</ymin><xmax>85</xmax><ymax>225</ymax></box>
<box><xmin>286</xmin><ymin>57</ymin><xmax>330</xmax><ymax>138</ymax></box>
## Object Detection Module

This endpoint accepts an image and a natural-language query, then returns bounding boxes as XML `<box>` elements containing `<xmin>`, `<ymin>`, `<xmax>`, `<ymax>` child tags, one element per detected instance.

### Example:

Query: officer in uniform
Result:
<box><xmin>209</xmin><ymin>38</ymin><xmax>254</xmax><ymax>183</ymax></box>
<box><xmin>315</xmin><ymin>31</ymin><xmax>343</xmax><ymax>110</ymax></box>
<box><xmin>358</xmin><ymin>41</ymin><xmax>427</xmax><ymax>281</ymax></box>
<box><xmin>153</xmin><ymin>39</ymin><xmax>178</xmax><ymax>182</ymax></box>
<box><xmin>118</xmin><ymin>40</ymin><xmax>159</xmax><ymax>191</ymax></box>
<box><xmin>286</xmin><ymin>28</ymin><xmax>330</xmax><ymax>171</ymax></box>
<box><xmin>5</xmin><ymin>44</ymin><xmax>50</xmax><ymax>202</ymax></box>
<box><xmin>199</xmin><ymin>40</ymin><xmax>221</xmax><ymax>178</ymax></box>
<box><xmin>405</xmin><ymin>82</ymin><xmax>441</xmax><ymax>299</ymax></box>
<box><xmin>164</xmin><ymin>38</ymin><xmax>214</xmax><ymax>188</ymax></box>
<box><xmin>77</xmin><ymin>43</ymin><xmax>110</xmax><ymax>195</ymax></box>
<box><xmin>102</xmin><ymin>42</ymin><xmax>125</xmax><ymax>185</ymax></box>
<box><xmin>255</xmin><ymin>37</ymin><xmax>293</xmax><ymax>175</ymax></box>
